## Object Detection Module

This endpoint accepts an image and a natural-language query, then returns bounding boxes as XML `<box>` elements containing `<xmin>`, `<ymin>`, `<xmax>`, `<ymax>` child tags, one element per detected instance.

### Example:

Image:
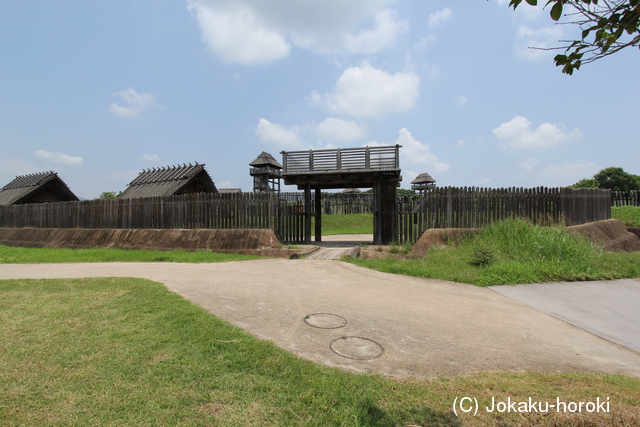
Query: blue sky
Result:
<box><xmin>1</xmin><ymin>1</ymin><xmax>638</xmax><ymax>198</ymax></box>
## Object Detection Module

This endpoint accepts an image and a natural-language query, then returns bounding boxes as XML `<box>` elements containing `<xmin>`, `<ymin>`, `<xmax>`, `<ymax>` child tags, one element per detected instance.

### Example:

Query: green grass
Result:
<box><xmin>315</xmin><ymin>213</ymin><xmax>373</xmax><ymax>235</ymax></box>
<box><xmin>0</xmin><ymin>245</ymin><xmax>263</xmax><ymax>264</ymax></box>
<box><xmin>350</xmin><ymin>218</ymin><xmax>640</xmax><ymax>286</ymax></box>
<box><xmin>2</xmin><ymin>277</ymin><xmax>639</xmax><ymax>426</ymax></box>
<box><xmin>612</xmin><ymin>206</ymin><xmax>640</xmax><ymax>226</ymax></box>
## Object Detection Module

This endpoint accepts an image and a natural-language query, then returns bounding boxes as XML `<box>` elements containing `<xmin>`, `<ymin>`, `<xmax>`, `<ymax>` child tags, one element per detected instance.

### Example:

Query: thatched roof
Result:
<box><xmin>411</xmin><ymin>173</ymin><xmax>436</xmax><ymax>185</ymax></box>
<box><xmin>118</xmin><ymin>163</ymin><xmax>218</xmax><ymax>199</ymax></box>
<box><xmin>249</xmin><ymin>152</ymin><xmax>282</xmax><ymax>169</ymax></box>
<box><xmin>0</xmin><ymin>171</ymin><xmax>79</xmax><ymax>205</ymax></box>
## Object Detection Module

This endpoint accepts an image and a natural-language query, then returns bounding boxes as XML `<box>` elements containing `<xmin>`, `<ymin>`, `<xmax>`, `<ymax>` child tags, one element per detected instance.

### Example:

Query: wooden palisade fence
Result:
<box><xmin>0</xmin><ymin>192</ymin><xmax>306</xmax><ymax>243</ymax></box>
<box><xmin>394</xmin><ymin>187</ymin><xmax>611</xmax><ymax>244</ymax></box>
<box><xmin>0</xmin><ymin>187</ymin><xmax>611</xmax><ymax>244</ymax></box>
<box><xmin>612</xmin><ymin>190</ymin><xmax>640</xmax><ymax>207</ymax></box>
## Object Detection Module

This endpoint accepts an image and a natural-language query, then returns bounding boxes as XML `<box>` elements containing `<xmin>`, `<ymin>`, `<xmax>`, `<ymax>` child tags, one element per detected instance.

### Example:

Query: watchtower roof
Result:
<box><xmin>411</xmin><ymin>173</ymin><xmax>435</xmax><ymax>184</ymax></box>
<box><xmin>249</xmin><ymin>152</ymin><xmax>282</xmax><ymax>169</ymax></box>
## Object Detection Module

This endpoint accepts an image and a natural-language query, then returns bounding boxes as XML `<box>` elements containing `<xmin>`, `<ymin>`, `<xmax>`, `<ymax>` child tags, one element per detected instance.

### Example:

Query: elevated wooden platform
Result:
<box><xmin>281</xmin><ymin>145</ymin><xmax>401</xmax><ymax>189</ymax></box>
<box><xmin>280</xmin><ymin>145</ymin><xmax>402</xmax><ymax>244</ymax></box>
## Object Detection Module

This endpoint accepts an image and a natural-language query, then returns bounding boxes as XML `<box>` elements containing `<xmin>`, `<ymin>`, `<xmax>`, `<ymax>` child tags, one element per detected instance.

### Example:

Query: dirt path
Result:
<box><xmin>1</xmin><ymin>259</ymin><xmax>639</xmax><ymax>378</ymax></box>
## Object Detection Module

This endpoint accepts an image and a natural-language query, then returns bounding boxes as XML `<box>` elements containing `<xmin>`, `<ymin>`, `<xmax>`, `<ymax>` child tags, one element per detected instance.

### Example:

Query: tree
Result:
<box><xmin>570</xmin><ymin>178</ymin><xmax>599</xmax><ymax>188</ymax></box>
<box><xmin>572</xmin><ymin>166</ymin><xmax>640</xmax><ymax>190</ymax></box>
<box><xmin>509</xmin><ymin>0</ymin><xmax>640</xmax><ymax>74</ymax></box>
<box><xmin>95</xmin><ymin>191</ymin><xmax>122</xmax><ymax>200</ymax></box>
<box><xmin>593</xmin><ymin>166</ymin><xmax>640</xmax><ymax>190</ymax></box>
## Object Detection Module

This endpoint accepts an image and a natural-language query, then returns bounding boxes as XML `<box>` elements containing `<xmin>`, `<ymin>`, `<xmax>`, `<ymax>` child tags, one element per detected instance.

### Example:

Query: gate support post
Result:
<box><xmin>315</xmin><ymin>188</ymin><xmax>322</xmax><ymax>242</ymax></box>
<box><xmin>373</xmin><ymin>180</ymin><xmax>397</xmax><ymax>245</ymax></box>
<box><xmin>304</xmin><ymin>183</ymin><xmax>312</xmax><ymax>244</ymax></box>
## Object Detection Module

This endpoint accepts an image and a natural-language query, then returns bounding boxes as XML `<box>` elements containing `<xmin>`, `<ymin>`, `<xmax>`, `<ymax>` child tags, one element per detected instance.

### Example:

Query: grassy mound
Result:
<box><xmin>350</xmin><ymin>218</ymin><xmax>640</xmax><ymax>286</ymax></box>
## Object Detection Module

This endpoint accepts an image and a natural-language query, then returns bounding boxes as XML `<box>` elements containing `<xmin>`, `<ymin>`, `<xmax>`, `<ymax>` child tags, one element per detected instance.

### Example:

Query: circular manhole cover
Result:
<box><xmin>330</xmin><ymin>336</ymin><xmax>384</xmax><ymax>360</ymax></box>
<box><xmin>304</xmin><ymin>313</ymin><xmax>347</xmax><ymax>329</ymax></box>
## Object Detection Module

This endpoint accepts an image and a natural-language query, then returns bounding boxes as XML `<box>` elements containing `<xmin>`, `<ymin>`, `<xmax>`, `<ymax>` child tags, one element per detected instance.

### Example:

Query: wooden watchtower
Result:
<box><xmin>249</xmin><ymin>152</ymin><xmax>282</xmax><ymax>193</ymax></box>
<box><xmin>281</xmin><ymin>145</ymin><xmax>402</xmax><ymax>245</ymax></box>
<box><xmin>411</xmin><ymin>172</ymin><xmax>436</xmax><ymax>194</ymax></box>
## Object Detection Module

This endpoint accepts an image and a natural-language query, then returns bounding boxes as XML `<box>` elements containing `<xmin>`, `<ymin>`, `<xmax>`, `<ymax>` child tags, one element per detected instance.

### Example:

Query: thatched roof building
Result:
<box><xmin>411</xmin><ymin>172</ymin><xmax>436</xmax><ymax>192</ymax></box>
<box><xmin>0</xmin><ymin>171</ymin><xmax>79</xmax><ymax>205</ymax></box>
<box><xmin>118</xmin><ymin>163</ymin><xmax>218</xmax><ymax>199</ymax></box>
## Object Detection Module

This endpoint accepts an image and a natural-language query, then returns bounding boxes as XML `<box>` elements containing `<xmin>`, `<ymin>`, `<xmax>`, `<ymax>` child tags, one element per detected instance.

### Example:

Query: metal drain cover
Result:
<box><xmin>330</xmin><ymin>336</ymin><xmax>384</xmax><ymax>360</ymax></box>
<box><xmin>304</xmin><ymin>313</ymin><xmax>347</xmax><ymax>329</ymax></box>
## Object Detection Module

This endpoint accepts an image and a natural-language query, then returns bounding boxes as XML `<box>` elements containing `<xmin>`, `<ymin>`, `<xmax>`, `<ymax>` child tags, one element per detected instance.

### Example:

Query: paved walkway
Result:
<box><xmin>1</xmin><ymin>260</ymin><xmax>639</xmax><ymax>379</ymax></box>
<box><xmin>491</xmin><ymin>279</ymin><xmax>640</xmax><ymax>354</ymax></box>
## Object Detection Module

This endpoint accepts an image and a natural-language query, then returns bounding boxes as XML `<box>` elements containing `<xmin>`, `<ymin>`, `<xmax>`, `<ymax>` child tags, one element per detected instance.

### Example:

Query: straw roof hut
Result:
<box><xmin>118</xmin><ymin>163</ymin><xmax>217</xmax><ymax>199</ymax></box>
<box><xmin>0</xmin><ymin>171</ymin><xmax>79</xmax><ymax>205</ymax></box>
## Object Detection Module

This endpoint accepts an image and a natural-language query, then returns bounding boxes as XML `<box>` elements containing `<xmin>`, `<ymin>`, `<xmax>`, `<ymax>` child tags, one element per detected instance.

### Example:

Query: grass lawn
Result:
<box><xmin>612</xmin><ymin>206</ymin><xmax>640</xmax><ymax>226</ymax></box>
<box><xmin>316</xmin><ymin>213</ymin><xmax>373</xmax><ymax>235</ymax></box>
<box><xmin>2</xmin><ymin>277</ymin><xmax>639</xmax><ymax>427</ymax></box>
<box><xmin>0</xmin><ymin>245</ymin><xmax>263</xmax><ymax>264</ymax></box>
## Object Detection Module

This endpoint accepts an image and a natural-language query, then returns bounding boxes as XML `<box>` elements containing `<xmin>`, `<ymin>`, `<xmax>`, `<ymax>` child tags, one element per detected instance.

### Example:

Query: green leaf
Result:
<box><xmin>550</xmin><ymin>2</ymin><xmax>563</xmax><ymax>21</ymax></box>
<box><xmin>525</xmin><ymin>0</ymin><xmax>537</xmax><ymax>5</ymax></box>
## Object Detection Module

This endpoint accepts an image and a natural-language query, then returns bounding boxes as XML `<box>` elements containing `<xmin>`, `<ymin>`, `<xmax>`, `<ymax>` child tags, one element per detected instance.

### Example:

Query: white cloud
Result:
<box><xmin>318</xmin><ymin>63</ymin><xmax>420</xmax><ymax>118</ymax></box>
<box><xmin>343</xmin><ymin>9</ymin><xmax>407</xmax><ymax>54</ymax></box>
<box><xmin>108</xmin><ymin>170</ymin><xmax>139</xmax><ymax>184</ymax></box>
<box><xmin>256</xmin><ymin>118</ymin><xmax>303</xmax><ymax>149</ymax></box>
<box><xmin>108</xmin><ymin>88</ymin><xmax>159</xmax><ymax>118</ymax></box>
<box><xmin>454</xmin><ymin>95</ymin><xmax>468</xmax><ymax>106</ymax></box>
<box><xmin>493</xmin><ymin>116</ymin><xmax>581</xmax><ymax>149</ymax></box>
<box><xmin>519</xmin><ymin>157</ymin><xmax>540</xmax><ymax>171</ymax></box>
<box><xmin>428</xmin><ymin>8</ymin><xmax>453</xmax><ymax>28</ymax></box>
<box><xmin>0</xmin><ymin>159</ymin><xmax>40</xmax><ymax>181</ymax></box>
<box><xmin>188</xmin><ymin>2</ymin><xmax>290</xmax><ymax>65</ymax></box>
<box><xmin>35</xmin><ymin>150</ymin><xmax>84</xmax><ymax>166</ymax></box>
<box><xmin>141</xmin><ymin>154</ymin><xmax>161</xmax><ymax>162</ymax></box>
<box><xmin>515</xmin><ymin>25</ymin><xmax>565</xmax><ymax>61</ymax></box>
<box><xmin>539</xmin><ymin>160</ymin><xmax>600</xmax><ymax>183</ymax></box>
<box><xmin>367</xmin><ymin>128</ymin><xmax>449</xmax><ymax>173</ymax></box>
<box><xmin>315</xmin><ymin>118</ymin><xmax>365</xmax><ymax>142</ymax></box>
<box><xmin>455</xmin><ymin>139</ymin><xmax>465</xmax><ymax>148</ymax></box>
<box><xmin>186</xmin><ymin>0</ymin><xmax>402</xmax><ymax>64</ymax></box>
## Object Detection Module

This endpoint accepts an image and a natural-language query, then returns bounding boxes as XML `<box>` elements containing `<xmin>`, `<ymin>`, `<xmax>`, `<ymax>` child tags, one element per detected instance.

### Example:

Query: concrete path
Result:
<box><xmin>1</xmin><ymin>260</ymin><xmax>639</xmax><ymax>379</ymax></box>
<box><xmin>491</xmin><ymin>279</ymin><xmax>640</xmax><ymax>354</ymax></box>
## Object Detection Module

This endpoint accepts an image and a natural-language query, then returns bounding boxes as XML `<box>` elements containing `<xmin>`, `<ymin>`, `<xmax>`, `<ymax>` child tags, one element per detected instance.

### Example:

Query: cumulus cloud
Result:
<box><xmin>0</xmin><ymin>159</ymin><xmax>40</xmax><ymax>182</ymax></box>
<box><xmin>519</xmin><ymin>157</ymin><xmax>540</xmax><ymax>171</ymax></box>
<box><xmin>316</xmin><ymin>63</ymin><xmax>420</xmax><ymax>118</ymax></box>
<box><xmin>343</xmin><ymin>9</ymin><xmax>407</xmax><ymax>54</ymax></box>
<box><xmin>539</xmin><ymin>160</ymin><xmax>600</xmax><ymax>183</ymax></box>
<box><xmin>315</xmin><ymin>118</ymin><xmax>365</xmax><ymax>142</ymax></box>
<box><xmin>515</xmin><ymin>25</ymin><xmax>565</xmax><ymax>61</ymax></box>
<box><xmin>141</xmin><ymin>154</ymin><xmax>161</xmax><ymax>162</ymax></box>
<box><xmin>188</xmin><ymin>2</ymin><xmax>290</xmax><ymax>65</ymax></box>
<box><xmin>493</xmin><ymin>116</ymin><xmax>581</xmax><ymax>149</ymax></box>
<box><xmin>454</xmin><ymin>95</ymin><xmax>468</xmax><ymax>106</ymax></box>
<box><xmin>428</xmin><ymin>8</ymin><xmax>453</xmax><ymax>28</ymax></box>
<box><xmin>108</xmin><ymin>170</ymin><xmax>139</xmax><ymax>184</ymax></box>
<box><xmin>256</xmin><ymin>118</ymin><xmax>303</xmax><ymax>149</ymax></box>
<box><xmin>186</xmin><ymin>0</ymin><xmax>403</xmax><ymax>64</ymax></box>
<box><xmin>108</xmin><ymin>88</ymin><xmax>159</xmax><ymax>118</ymax></box>
<box><xmin>35</xmin><ymin>150</ymin><xmax>84</xmax><ymax>166</ymax></box>
<box><xmin>367</xmin><ymin>128</ymin><xmax>449</xmax><ymax>173</ymax></box>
